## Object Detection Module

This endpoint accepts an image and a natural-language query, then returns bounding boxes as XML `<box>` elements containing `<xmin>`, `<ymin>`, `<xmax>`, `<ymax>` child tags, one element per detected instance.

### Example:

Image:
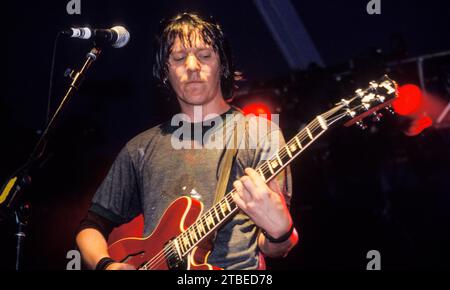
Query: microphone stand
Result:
<box><xmin>0</xmin><ymin>46</ymin><xmax>102</xmax><ymax>270</ymax></box>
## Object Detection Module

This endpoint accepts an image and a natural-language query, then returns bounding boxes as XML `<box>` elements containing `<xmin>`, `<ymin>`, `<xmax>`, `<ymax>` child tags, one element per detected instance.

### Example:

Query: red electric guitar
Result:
<box><xmin>108</xmin><ymin>75</ymin><xmax>398</xmax><ymax>270</ymax></box>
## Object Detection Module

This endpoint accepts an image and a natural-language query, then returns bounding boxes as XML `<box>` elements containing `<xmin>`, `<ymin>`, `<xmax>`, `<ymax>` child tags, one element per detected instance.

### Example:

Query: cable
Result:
<box><xmin>46</xmin><ymin>31</ymin><xmax>62</xmax><ymax>125</ymax></box>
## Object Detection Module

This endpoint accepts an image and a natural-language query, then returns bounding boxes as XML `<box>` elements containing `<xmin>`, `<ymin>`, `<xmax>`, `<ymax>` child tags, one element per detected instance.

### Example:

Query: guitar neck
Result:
<box><xmin>167</xmin><ymin>75</ymin><xmax>398</xmax><ymax>258</ymax></box>
<box><xmin>172</xmin><ymin>113</ymin><xmax>334</xmax><ymax>257</ymax></box>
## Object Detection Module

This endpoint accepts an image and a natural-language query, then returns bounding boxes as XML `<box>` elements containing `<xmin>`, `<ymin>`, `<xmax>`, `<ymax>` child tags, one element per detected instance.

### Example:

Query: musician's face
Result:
<box><xmin>167</xmin><ymin>32</ymin><xmax>223</xmax><ymax>107</ymax></box>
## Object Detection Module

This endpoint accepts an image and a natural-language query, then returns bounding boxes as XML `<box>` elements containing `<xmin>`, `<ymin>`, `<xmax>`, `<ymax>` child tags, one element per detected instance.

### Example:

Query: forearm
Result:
<box><xmin>258</xmin><ymin>228</ymin><xmax>299</xmax><ymax>258</ymax></box>
<box><xmin>76</xmin><ymin>228</ymin><xmax>110</xmax><ymax>269</ymax></box>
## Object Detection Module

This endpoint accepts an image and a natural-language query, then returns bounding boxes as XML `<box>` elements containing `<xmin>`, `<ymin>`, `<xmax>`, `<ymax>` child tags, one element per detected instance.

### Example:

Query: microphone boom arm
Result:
<box><xmin>0</xmin><ymin>46</ymin><xmax>102</xmax><ymax>270</ymax></box>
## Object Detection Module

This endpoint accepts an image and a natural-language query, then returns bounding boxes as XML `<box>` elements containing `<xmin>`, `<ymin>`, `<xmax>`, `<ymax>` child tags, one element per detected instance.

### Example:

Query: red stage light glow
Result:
<box><xmin>405</xmin><ymin>115</ymin><xmax>433</xmax><ymax>136</ymax></box>
<box><xmin>242</xmin><ymin>103</ymin><xmax>272</xmax><ymax>120</ymax></box>
<box><xmin>393</xmin><ymin>84</ymin><xmax>423</xmax><ymax>116</ymax></box>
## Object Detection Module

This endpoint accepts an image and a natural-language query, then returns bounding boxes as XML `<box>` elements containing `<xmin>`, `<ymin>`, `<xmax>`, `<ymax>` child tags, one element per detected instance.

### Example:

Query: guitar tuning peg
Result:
<box><xmin>355</xmin><ymin>89</ymin><xmax>364</xmax><ymax>97</ymax></box>
<box><xmin>385</xmin><ymin>105</ymin><xmax>395</xmax><ymax>115</ymax></box>
<box><xmin>372</xmin><ymin>112</ymin><xmax>383</xmax><ymax>122</ymax></box>
<box><xmin>346</xmin><ymin>109</ymin><xmax>356</xmax><ymax>118</ymax></box>
<box><xmin>356</xmin><ymin>121</ymin><xmax>367</xmax><ymax>130</ymax></box>
<box><xmin>369</xmin><ymin>81</ymin><xmax>379</xmax><ymax>89</ymax></box>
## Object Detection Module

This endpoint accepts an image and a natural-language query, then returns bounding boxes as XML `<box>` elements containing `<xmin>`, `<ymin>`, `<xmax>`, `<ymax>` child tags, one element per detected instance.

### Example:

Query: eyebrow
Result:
<box><xmin>171</xmin><ymin>47</ymin><xmax>213</xmax><ymax>54</ymax></box>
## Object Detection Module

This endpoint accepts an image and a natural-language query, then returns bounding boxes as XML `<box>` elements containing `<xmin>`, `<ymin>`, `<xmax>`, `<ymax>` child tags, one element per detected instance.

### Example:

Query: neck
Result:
<box><xmin>178</xmin><ymin>97</ymin><xmax>231</xmax><ymax>122</ymax></box>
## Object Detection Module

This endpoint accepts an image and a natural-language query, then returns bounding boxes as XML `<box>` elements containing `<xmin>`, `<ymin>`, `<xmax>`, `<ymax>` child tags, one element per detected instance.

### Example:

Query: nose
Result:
<box><xmin>185</xmin><ymin>54</ymin><xmax>201</xmax><ymax>72</ymax></box>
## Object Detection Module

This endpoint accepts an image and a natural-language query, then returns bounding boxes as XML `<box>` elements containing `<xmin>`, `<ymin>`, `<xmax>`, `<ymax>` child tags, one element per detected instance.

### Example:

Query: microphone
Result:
<box><xmin>62</xmin><ymin>26</ymin><xmax>130</xmax><ymax>48</ymax></box>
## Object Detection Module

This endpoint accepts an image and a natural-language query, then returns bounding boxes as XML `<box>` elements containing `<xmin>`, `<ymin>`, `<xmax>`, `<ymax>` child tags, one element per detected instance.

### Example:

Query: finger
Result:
<box><xmin>231</xmin><ymin>189</ymin><xmax>247</xmax><ymax>211</ymax></box>
<box><xmin>243</xmin><ymin>168</ymin><xmax>270</xmax><ymax>201</ymax></box>
<box><xmin>239</xmin><ymin>175</ymin><xmax>258</xmax><ymax>200</ymax></box>
<box><xmin>234</xmin><ymin>180</ymin><xmax>251</xmax><ymax>202</ymax></box>
<box><xmin>245</xmin><ymin>168</ymin><xmax>267</xmax><ymax>188</ymax></box>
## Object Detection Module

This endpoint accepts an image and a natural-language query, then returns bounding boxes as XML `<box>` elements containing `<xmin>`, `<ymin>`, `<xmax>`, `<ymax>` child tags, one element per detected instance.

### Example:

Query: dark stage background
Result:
<box><xmin>1</xmin><ymin>0</ymin><xmax>450</xmax><ymax>270</ymax></box>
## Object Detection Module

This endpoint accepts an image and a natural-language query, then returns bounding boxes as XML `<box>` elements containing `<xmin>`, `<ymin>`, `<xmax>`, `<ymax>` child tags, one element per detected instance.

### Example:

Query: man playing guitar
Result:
<box><xmin>75</xmin><ymin>12</ymin><xmax>298</xmax><ymax>270</ymax></box>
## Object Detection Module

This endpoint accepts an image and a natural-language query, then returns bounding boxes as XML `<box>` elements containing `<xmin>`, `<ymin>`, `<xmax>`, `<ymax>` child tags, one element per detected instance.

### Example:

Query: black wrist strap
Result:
<box><xmin>95</xmin><ymin>257</ymin><xmax>116</xmax><ymax>270</ymax></box>
<box><xmin>263</xmin><ymin>223</ymin><xmax>295</xmax><ymax>244</ymax></box>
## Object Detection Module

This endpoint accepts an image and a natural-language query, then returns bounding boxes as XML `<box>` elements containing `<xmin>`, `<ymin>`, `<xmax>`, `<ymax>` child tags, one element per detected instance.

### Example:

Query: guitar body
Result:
<box><xmin>108</xmin><ymin>196</ymin><xmax>221</xmax><ymax>270</ymax></box>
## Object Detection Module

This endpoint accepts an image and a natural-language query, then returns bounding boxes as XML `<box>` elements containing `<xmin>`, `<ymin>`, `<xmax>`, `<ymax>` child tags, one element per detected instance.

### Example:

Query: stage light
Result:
<box><xmin>405</xmin><ymin>115</ymin><xmax>433</xmax><ymax>136</ymax></box>
<box><xmin>242</xmin><ymin>103</ymin><xmax>272</xmax><ymax>120</ymax></box>
<box><xmin>393</xmin><ymin>84</ymin><xmax>423</xmax><ymax>116</ymax></box>
<box><xmin>391</xmin><ymin>83</ymin><xmax>437</xmax><ymax>135</ymax></box>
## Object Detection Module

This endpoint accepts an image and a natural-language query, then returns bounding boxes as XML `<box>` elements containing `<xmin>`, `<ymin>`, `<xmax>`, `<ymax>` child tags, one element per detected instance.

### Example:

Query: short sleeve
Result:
<box><xmin>90</xmin><ymin>145</ymin><xmax>141</xmax><ymax>224</ymax></box>
<box><xmin>248</xmin><ymin>117</ymin><xmax>293</xmax><ymax>208</ymax></box>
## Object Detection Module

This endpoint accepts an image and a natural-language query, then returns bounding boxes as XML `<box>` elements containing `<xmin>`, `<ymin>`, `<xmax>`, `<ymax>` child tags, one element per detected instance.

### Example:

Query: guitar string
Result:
<box><xmin>171</xmin><ymin>119</ymin><xmax>326</xmax><ymax>247</ymax></box>
<box><xmin>141</xmin><ymin>192</ymin><xmax>242</xmax><ymax>269</ymax></box>
<box><xmin>140</xmin><ymin>106</ymin><xmax>357</xmax><ymax>269</ymax></box>
<box><xmin>140</xmin><ymin>121</ymin><xmax>327</xmax><ymax>269</ymax></box>
<box><xmin>141</xmin><ymin>192</ymin><xmax>240</xmax><ymax>269</ymax></box>
<box><xmin>146</xmin><ymin>98</ymin><xmax>383</xmax><ymax>268</ymax></box>
<box><xmin>141</xmin><ymin>108</ymin><xmax>347</xmax><ymax>269</ymax></box>
<box><xmin>140</xmin><ymin>111</ymin><xmax>338</xmax><ymax>269</ymax></box>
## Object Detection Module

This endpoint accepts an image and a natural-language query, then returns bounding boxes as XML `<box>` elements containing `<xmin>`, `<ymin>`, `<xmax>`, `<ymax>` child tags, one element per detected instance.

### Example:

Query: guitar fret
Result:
<box><xmin>218</xmin><ymin>202</ymin><xmax>225</xmax><ymax>216</ymax></box>
<box><xmin>276</xmin><ymin>153</ymin><xmax>283</xmax><ymax>166</ymax></box>
<box><xmin>202</xmin><ymin>217</ymin><xmax>210</xmax><ymax>233</ymax></box>
<box><xmin>187</xmin><ymin>230</ymin><xmax>194</xmax><ymax>245</ymax></box>
<box><xmin>206</xmin><ymin>212</ymin><xmax>215</xmax><ymax>228</ymax></box>
<box><xmin>305</xmin><ymin>126</ymin><xmax>314</xmax><ymax>139</ymax></box>
<box><xmin>177</xmin><ymin>237</ymin><xmax>186</xmax><ymax>254</ymax></box>
<box><xmin>217</xmin><ymin>204</ymin><xmax>227</xmax><ymax>220</ymax></box>
<box><xmin>173</xmin><ymin>238</ymin><xmax>182</xmax><ymax>258</ymax></box>
<box><xmin>227</xmin><ymin>195</ymin><xmax>237</xmax><ymax>210</ymax></box>
<box><xmin>317</xmin><ymin>116</ymin><xmax>328</xmax><ymax>130</ymax></box>
<box><xmin>285</xmin><ymin>145</ymin><xmax>292</xmax><ymax>158</ymax></box>
<box><xmin>182</xmin><ymin>234</ymin><xmax>190</xmax><ymax>250</ymax></box>
<box><xmin>220</xmin><ymin>201</ymin><xmax>228</xmax><ymax>216</ymax></box>
<box><xmin>198</xmin><ymin>220</ymin><xmax>206</xmax><ymax>235</ymax></box>
<box><xmin>294</xmin><ymin>136</ymin><xmax>302</xmax><ymax>149</ymax></box>
<box><xmin>191</xmin><ymin>227</ymin><xmax>198</xmax><ymax>241</ymax></box>
<box><xmin>266</xmin><ymin>160</ymin><xmax>274</xmax><ymax>174</ymax></box>
<box><xmin>279</xmin><ymin>148</ymin><xmax>291</xmax><ymax>165</ymax></box>
<box><xmin>224</xmin><ymin>197</ymin><xmax>232</xmax><ymax>212</ymax></box>
<box><xmin>258</xmin><ymin>168</ymin><xmax>266</xmax><ymax>181</ymax></box>
<box><xmin>213</xmin><ymin>206</ymin><xmax>221</xmax><ymax>222</ymax></box>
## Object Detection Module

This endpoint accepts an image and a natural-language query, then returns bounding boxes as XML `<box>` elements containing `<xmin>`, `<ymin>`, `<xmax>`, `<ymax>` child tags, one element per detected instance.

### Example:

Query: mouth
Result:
<box><xmin>186</xmin><ymin>81</ymin><xmax>204</xmax><ymax>85</ymax></box>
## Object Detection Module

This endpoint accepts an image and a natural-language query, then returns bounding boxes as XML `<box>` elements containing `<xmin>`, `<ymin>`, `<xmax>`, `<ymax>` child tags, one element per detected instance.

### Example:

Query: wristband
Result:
<box><xmin>95</xmin><ymin>257</ymin><xmax>116</xmax><ymax>270</ymax></box>
<box><xmin>263</xmin><ymin>223</ymin><xmax>295</xmax><ymax>243</ymax></box>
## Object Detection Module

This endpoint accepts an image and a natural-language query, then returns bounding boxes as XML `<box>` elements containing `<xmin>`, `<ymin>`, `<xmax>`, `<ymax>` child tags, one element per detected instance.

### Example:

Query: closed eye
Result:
<box><xmin>173</xmin><ymin>56</ymin><xmax>185</xmax><ymax>62</ymax></box>
<box><xmin>198</xmin><ymin>53</ymin><xmax>211</xmax><ymax>59</ymax></box>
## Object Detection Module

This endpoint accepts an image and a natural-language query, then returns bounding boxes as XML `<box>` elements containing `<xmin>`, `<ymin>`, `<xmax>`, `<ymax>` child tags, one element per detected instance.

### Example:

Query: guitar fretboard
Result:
<box><xmin>161</xmin><ymin>75</ymin><xmax>398</xmax><ymax>262</ymax></box>
<box><xmin>169</xmin><ymin>115</ymin><xmax>329</xmax><ymax>258</ymax></box>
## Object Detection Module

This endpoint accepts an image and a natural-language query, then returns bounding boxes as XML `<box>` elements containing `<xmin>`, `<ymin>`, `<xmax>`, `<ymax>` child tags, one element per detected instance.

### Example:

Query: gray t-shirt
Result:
<box><xmin>90</xmin><ymin>109</ymin><xmax>292</xmax><ymax>269</ymax></box>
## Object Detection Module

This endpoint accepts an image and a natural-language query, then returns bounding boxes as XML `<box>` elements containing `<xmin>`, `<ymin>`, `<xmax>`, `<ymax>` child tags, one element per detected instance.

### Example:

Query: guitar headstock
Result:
<box><xmin>322</xmin><ymin>75</ymin><xmax>398</xmax><ymax>129</ymax></box>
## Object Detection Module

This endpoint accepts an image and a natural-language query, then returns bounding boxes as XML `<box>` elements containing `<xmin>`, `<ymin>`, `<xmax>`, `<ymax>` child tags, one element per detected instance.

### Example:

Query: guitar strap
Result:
<box><xmin>213</xmin><ymin>112</ymin><xmax>247</xmax><ymax>206</ymax></box>
<box><xmin>207</xmin><ymin>110</ymin><xmax>248</xmax><ymax>248</ymax></box>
